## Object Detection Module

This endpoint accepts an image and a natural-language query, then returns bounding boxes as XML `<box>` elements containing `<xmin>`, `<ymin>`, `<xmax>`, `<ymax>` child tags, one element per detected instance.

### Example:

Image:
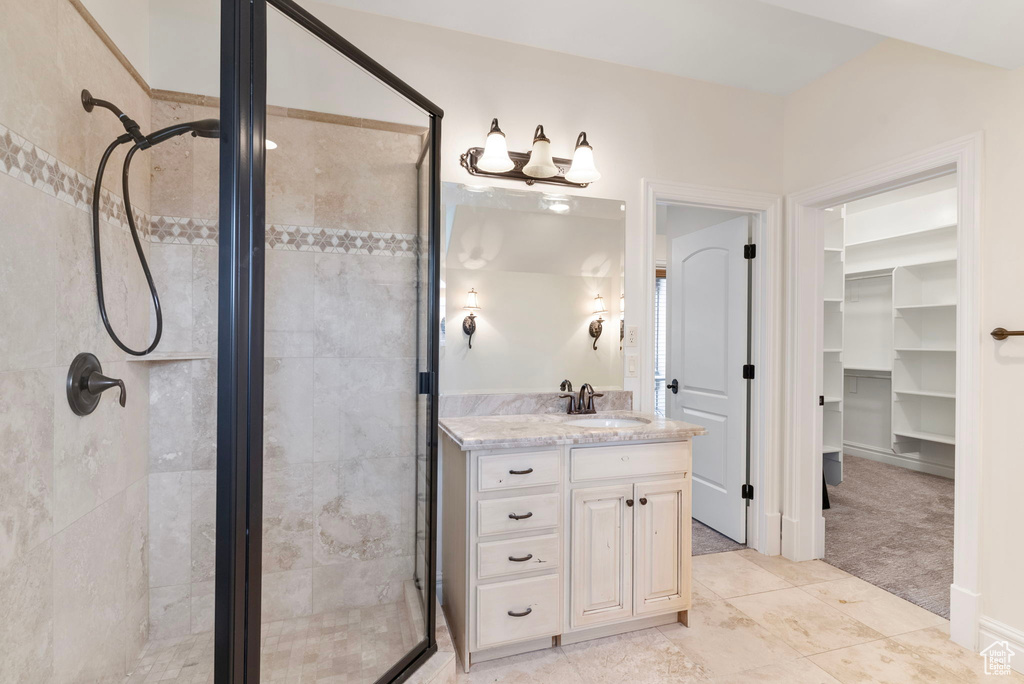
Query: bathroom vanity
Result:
<box><xmin>439</xmin><ymin>411</ymin><xmax>705</xmax><ymax>671</ymax></box>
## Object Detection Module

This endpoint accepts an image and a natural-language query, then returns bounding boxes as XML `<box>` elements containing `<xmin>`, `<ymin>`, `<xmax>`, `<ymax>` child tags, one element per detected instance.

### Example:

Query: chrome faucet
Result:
<box><xmin>559</xmin><ymin>382</ymin><xmax>604</xmax><ymax>415</ymax></box>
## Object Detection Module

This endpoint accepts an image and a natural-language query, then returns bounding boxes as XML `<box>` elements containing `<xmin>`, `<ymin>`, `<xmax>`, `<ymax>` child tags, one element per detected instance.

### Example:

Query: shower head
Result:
<box><xmin>81</xmin><ymin>89</ymin><xmax>147</xmax><ymax>145</ymax></box>
<box><xmin>145</xmin><ymin>119</ymin><xmax>221</xmax><ymax>146</ymax></box>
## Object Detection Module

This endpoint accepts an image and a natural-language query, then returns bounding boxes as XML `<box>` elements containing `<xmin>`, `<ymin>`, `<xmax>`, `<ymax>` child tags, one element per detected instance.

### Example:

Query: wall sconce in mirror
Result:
<box><xmin>619</xmin><ymin>293</ymin><xmax>625</xmax><ymax>351</ymax></box>
<box><xmin>590</xmin><ymin>294</ymin><xmax>608</xmax><ymax>350</ymax></box>
<box><xmin>461</xmin><ymin>119</ymin><xmax>600</xmax><ymax>188</ymax></box>
<box><xmin>463</xmin><ymin>288</ymin><xmax>481</xmax><ymax>349</ymax></box>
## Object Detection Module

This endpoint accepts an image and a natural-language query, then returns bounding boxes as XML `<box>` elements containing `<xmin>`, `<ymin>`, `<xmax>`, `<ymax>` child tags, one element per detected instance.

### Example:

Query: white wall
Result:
<box><xmin>80</xmin><ymin>0</ymin><xmax>151</xmax><ymax>80</ymax></box>
<box><xmin>784</xmin><ymin>37</ymin><xmax>1024</xmax><ymax>654</ymax></box>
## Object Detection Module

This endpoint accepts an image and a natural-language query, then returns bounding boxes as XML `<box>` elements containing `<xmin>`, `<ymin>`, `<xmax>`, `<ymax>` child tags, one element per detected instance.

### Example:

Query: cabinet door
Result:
<box><xmin>571</xmin><ymin>484</ymin><xmax>633</xmax><ymax>627</ymax></box>
<box><xmin>633</xmin><ymin>478</ymin><xmax>690</xmax><ymax>615</ymax></box>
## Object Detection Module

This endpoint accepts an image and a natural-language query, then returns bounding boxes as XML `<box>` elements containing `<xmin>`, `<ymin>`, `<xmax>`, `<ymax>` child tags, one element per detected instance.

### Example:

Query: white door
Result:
<box><xmin>633</xmin><ymin>478</ymin><xmax>690</xmax><ymax>615</ymax></box>
<box><xmin>571</xmin><ymin>484</ymin><xmax>633</xmax><ymax>628</ymax></box>
<box><xmin>667</xmin><ymin>216</ymin><xmax>750</xmax><ymax>543</ymax></box>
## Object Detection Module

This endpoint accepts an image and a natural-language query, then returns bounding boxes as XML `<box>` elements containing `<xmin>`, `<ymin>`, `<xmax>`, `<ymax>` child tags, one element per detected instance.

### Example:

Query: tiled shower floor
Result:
<box><xmin>125</xmin><ymin>601</ymin><xmax>421</xmax><ymax>683</ymax></box>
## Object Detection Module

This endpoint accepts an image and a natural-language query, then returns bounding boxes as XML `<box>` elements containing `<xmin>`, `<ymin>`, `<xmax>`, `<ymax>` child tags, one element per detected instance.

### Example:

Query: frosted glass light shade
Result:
<box><xmin>477</xmin><ymin>118</ymin><xmax>514</xmax><ymax>173</ymax></box>
<box><xmin>565</xmin><ymin>131</ymin><xmax>601</xmax><ymax>184</ymax></box>
<box><xmin>523</xmin><ymin>125</ymin><xmax>558</xmax><ymax>178</ymax></box>
<box><xmin>464</xmin><ymin>288</ymin><xmax>481</xmax><ymax>311</ymax></box>
<box><xmin>592</xmin><ymin>294</ymin><xmax>608</xmax><ymax>316</ymax></box>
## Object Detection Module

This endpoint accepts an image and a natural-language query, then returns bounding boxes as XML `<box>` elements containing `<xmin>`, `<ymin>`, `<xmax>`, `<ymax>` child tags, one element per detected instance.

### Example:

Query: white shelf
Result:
<box><xmin>824</xmin><ymin>247</ymin><xmax>844</xmax><ymax>253</ymax></box>
<box><xmin>894</xmin><ymin>389</ymin><xmax>955</xmax><ymax>399</ymax></box>
<box><xmin>823</xmin><ymin>396</ymin><xmax>842</xmax><ymax>404</ymax></box>
<box><xmin>895</xmin><ymin>347</ymin><xmax>955</xmax><ymax>353</ymax></box>
<box><xmin>824</xmin><ymin>348</ymin><xmax>842</xmax><ymax>353</ymax></box>
<box><xmin>824</xmin><ymin>298</ymin><xmax>843</xmax><ymax>303</ymax></box>
<box><xmin>893</xmin><ymin>429</ymin><xmax>956</xmax><ymax>446</ymax></box>
<box><xmin>823</xmin><ymin>445</ymin><xmax>842</xmax><ymax>454</ymax></box>
<box><xmin>845</xmin><ymin>223</ymin><xmax>955</xmax><ymax>248</ymax></box>
<box><xmin>127</xmin><ymin>352</ymin><xmax>212</xmax><ymax>362</ymax></box>
<box><xmin>894</xmin><ymin>303</ymin><xmax>956</xmax><ymax>310</ymax></box>
<box><xmin>845</xmin><ymin>365</ymin><xmax>891</xmax><ymax>373</ymax></box>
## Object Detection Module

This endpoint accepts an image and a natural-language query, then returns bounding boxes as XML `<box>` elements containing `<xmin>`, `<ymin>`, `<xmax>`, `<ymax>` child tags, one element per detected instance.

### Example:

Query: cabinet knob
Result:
<box><xmin>508</xmin><ymin>511</ymin><xmax>533</xmax><ymax>520</ymax></box>
<box><xmin>626</xmin><ymin>499</ymin><xmax>634</xmax><ymax>507</ymax></box>
<box><xmin>508</xmin><ymin>467</ymin><xmax>534</xmax><ymax>475</ymax></box>
<box><xmin>639</xmin><ymin>497</ymin><xmax>648</xmax><ymax>506</ymax></box>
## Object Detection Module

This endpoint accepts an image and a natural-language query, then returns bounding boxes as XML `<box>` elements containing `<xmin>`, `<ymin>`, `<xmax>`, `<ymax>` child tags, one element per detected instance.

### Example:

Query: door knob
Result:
<box><xmin>667</xmin><ymin>379</ymin><xmax>679</xmax><ymax>394</ymax></box>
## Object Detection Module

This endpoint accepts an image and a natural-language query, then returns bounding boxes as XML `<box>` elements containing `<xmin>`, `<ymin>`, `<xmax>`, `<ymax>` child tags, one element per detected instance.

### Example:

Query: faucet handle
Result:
<box><xmin>558</xmin><ymin>394</ymin><xmax>578</xmax><ymax>414</ymax></box>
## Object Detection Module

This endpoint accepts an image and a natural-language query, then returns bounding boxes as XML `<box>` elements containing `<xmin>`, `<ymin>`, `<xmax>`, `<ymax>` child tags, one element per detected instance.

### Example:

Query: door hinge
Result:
<box><xmin>742</xmin><ymin>364</ymin><xmax>755</xmax><ymax>380</ymax></box>
<box><xmin>741</xmin><ymin>484</ymin><xmax>754</xmax><ymax>500</ymax></box>
<box><xmin>819</xmin><ymin>395</ymin><xmax>825</xmax><ymax>406</ymax></box>
<box><xmin>418</xmin><ymin>371</ymin><xmax>434</xmax><ymax>395</ymax></box>
<box><xmin>744</xmin><ymin>243</ymin><xmax>756</xmax><ymax>259</ymax></box>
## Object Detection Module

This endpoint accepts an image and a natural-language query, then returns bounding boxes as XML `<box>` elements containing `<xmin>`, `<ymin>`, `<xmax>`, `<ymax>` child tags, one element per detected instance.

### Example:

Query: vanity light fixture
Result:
<box><xmin>463</xmin><ymin>288</ymin><xmax>481</xmax><ymax>349</ymax></box>
<box><xmin>565</xmin><ymin>132</ymin><xmax>601</xmax><ymax>184</ymax></box>
<box><xmin>522</xmin><ymin>125</ymin><xmax>559</xmax><ymax>179</ymax></box>
<box><xmin>460</xmin><ymin>120</ymin><xmax>599</xmax><ymax>188</ymax></box>
<box><xmin>590</xmin><ymin>294</ymin><xmax>608</xmax><ymax>350</ymax></box>
<box><xmin>475</xmin><ymin>119</ymin><xmax>514</xmax><ymax>173</ymax></box>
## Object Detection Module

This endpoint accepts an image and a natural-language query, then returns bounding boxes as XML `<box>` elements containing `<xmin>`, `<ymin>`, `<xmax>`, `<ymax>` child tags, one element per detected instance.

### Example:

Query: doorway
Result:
<box><xmin>641</xmin><ymin>179</ymin><xmax>783</xmax><ymax>556</ymax></box>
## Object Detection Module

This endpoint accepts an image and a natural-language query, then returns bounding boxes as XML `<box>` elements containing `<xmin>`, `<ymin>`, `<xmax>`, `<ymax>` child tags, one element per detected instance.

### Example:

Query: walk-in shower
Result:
<box><xmin>81</xmin><ymin>88</ymin><xmax>219</xmax><ymax>356</ymax></box>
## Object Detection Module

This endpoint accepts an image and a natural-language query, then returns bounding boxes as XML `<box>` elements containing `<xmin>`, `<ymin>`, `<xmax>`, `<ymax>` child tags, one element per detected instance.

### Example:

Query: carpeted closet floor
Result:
<box><xmin>692</xmin><ymin>519</ymin><xmax>746</xmax><ymax>556</ymax></box>
<box><xmin>824</xmin><ymin>454</ymin><xmax>954</xmax><ymax>618</ymax></box>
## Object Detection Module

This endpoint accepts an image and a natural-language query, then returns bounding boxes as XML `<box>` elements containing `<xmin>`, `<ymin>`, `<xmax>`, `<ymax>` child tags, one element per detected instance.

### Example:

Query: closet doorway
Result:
<box><xmin>818</xmin><ymin>171</ymin><xmax>961</xmax><ymax>622</ymax></box>
<box><xmin>655</xmin><ymin>204</ymin><xmax>754</xmax><ymax>548</ymax></box>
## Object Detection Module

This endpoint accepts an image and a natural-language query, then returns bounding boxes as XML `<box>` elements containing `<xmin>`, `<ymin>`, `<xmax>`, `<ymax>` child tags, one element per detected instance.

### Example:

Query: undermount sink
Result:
<box><xmin>568</xmin><ymin>417</ymin><xmax>650</xmax><ymax>429</ymax></box>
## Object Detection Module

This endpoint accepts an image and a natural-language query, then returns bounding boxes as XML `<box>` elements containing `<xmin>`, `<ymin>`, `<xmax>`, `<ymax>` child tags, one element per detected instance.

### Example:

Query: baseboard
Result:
<box><xmin>979</xmin><ymin>615</ymin><xmax>1024</xmax><ymax>675</ymax></box>
<box><xmin>435</xmin><ymin>572</ymin><xmax>443</xmax><ymax>606</ymax></box>
<box><xmin>781</xmin><ymin>514</ymin><xmax>819</xmax><ymax>561</ymax></box>
<box><xmin>842</xmin><ymin>441</ymin><xmax>954</xmax><ymax>479</ymax></box>
<box><xmin>949</xmin><ymin>583</ymin><xmax>981</xmax><ymax>650</ymax></box>
<box><xmin>758</xmin><ymin>512</ymin><xmax>782</xmax><ymax>556</ymax></box>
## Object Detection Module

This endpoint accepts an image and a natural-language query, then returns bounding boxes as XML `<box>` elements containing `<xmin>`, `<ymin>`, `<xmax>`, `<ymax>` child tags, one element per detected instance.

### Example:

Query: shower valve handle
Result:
<box><xmin>86</xmin><ymin>372</ymin><xmax>127</xmax><ymax>407</ymax></box>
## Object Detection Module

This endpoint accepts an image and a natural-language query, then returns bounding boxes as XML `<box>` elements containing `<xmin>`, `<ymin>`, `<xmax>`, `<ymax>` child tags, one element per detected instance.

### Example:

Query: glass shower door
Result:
<box><xmin>252</xmin><ymin>3</ymin><xmax>441</xmax><ymax>682</ymax></box>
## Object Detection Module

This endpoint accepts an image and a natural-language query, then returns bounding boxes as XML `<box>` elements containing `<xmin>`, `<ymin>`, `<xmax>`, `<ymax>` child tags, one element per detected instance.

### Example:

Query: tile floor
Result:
<box><xmin>125</xmin><ymin>550</ymin><xmax>1021</xmax><ymax>683</ymax></box>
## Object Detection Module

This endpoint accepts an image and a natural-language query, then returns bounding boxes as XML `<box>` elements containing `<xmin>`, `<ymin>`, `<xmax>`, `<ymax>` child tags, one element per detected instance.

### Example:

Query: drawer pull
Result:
<box><xmin>508</xmin><ymin>553</ymin><xmax>533</xmax><ymax>563</ymax></box>
<box><xmin>508</xmin><ymin>511</ymin><xmax>533</xmax><ymax>520</ymax></box>
<box><xmin>507</xmin><ymin>607</ymin><xmax>533</xmax><ymax>618</ymax></box>
<box><xmin>508</xmin><ymin>467</ymin><xmax>534</xmax><ymax>475</ymax></box>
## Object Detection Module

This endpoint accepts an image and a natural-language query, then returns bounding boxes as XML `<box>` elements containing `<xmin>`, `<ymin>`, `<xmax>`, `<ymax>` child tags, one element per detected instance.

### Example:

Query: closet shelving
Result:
<box><xmin>829</xmin><ymin>176</ymin><xmax>958</xmax><ymax>480</ymax></box>
<box><xmin>822</xmin><ymin>209</ymin><xmax>845</xmax><ymax>486</ymax></box>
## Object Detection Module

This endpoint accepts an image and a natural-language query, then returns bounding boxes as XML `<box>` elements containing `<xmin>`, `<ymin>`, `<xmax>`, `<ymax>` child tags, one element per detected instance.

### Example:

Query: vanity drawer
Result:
<box><xmin>571</xmin><ymin>441</ymin><xmax>691</xmax><ymax>482</ymax></box>
<box><xmin>477</xmin><ymin>493</ymin><xmax>560</xmax><ymax>537</ymax></box>
<box><xmin>477</xmin><ymin>534</ymin><xmax>560</xmax><ymax>580</ymax></box>
<box><xmin>478</xmin><ymin>450</ymin><xmax>559</xmax><ymax>491</ymax></box>
<box><xmin>476</xmin><ymin>574</ymin><xmax>560</xmax><ymax>649</ymax></box>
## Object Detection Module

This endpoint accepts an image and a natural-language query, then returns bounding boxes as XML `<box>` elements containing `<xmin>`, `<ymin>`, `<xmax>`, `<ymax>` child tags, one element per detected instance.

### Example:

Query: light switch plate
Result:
<box><xmin>625</xmin><ymin>353</ymin><xmax>638</xmax><ymax>378</ymax></box>
<box><xmin>625</xmin><ymin>325</ymin><xmax>639</xmax><ymax>347</ymax></box>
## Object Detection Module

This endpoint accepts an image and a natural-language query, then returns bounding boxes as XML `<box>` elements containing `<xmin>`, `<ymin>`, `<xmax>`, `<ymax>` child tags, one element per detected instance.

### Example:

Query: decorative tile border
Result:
<box><xmin>0</xmin><ymin>122</ymin><xmax>419</xmax><ymax>257</ymax></box>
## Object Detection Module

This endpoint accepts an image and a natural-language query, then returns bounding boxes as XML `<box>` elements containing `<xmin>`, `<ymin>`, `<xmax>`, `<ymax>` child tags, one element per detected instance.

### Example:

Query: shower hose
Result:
<box><xmin>91</xmin><ymin>134</ymin><xmax>163</xmax><ymax>356</ymax></box>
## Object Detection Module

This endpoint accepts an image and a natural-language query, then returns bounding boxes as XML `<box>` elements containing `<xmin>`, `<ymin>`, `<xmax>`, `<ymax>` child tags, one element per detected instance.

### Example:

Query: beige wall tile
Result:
<box><xmin>0</xmin><ymin>368</ymin><xmax>53</xmax><ymax>570</ymax></box>
<box><xmin>312</xmin><ymin>555</ymin><xmax>414</xmax><ymax>612</ymax></box>
<box><xmin>191</xmin><ymin>469</ymin><xmax>216</xmax><ymax>584</ymax></box>
<box><xmin>190</xmin><ymin>106</ymin><xmax>220</xmax><ymax>221</ymax></box>
<box><xmin>149</xmin><ymin>584</ymin><xmax>191</xmax><ymax>640</ymax></box>
<box><xmin>0</xmin><ymin>0</ymin><xmax>60</xmax><ymax>152</ymax></box>
<box><xmin>808</xmin><ymin>638</ymin><xmax>963</xmax><ymax>684</ymax></box>
<box><xmin>728</xmin><ymin>587</ymin><xmax>883</xmax><ymax>656</ymax></box>
<box><xmin>266</xmin><ymin>114</ymin><xmax>317</xmax><ymax>226</ymax></box>
<box><xmin>692</xmin><ymin>551</ymin><xmax>792</xmax><ymax>599</ymax></box>
<box><xmin>191</xmin><ymin>580</ymin><xmax>215</xmax><ymax>634</ymax></box>
<box><xmin>149</xmin><ymin>100</ymin><xmax>195</xmax><ymax>217</ymax></box>
<box><xmin>125</xmin><ymin>590</ymin><xmax>150</xmax><ymax>674</ymax></box>
<box><xmin>190</xmin><ymin>358</ymin><xmax>218</xmax><ymax>471</ymax></box>
<box><xmin>148</xmin><ymin>242</ymin><xmax>194</xmax><ymax>353</ymax></box>
<box><xmin>53</xmin><ymin>492</ymin><xmax>128</xmax><ymax>683</ymax></box>
<box><xmin>800</xmin><ymin>577</ymin><xmax>947</xmax><ymax>637</ymax></box>
<box><xmin>0</xmin><ymin>540</ymin><xmax>53</xmax><ymax>683</ymax></box>
<box><xmin>125</xmin><ymin>477</ymin><xmax>150</xmax><ymax>609</ymax></box>
<box><xmin>53</xmin><ymin>363</ymin><xmax>128</xmax><ymax>531</ymax></box>
<box><xmin>0</xmin><ymin>174</ymin><xmax>57</xmax><ymax>371</ymax></box>
<box><xmin>266</xmin><ymin>248</ymin><xmax>315</xmax><ymax>340</ymax></box>
<box><xmin>262</xmin><ymin>568</ymin><xmax>313</xmax><ymax>622</ymax></box>
<box><xmin>191</xmin><ymin>245</ymin><xmax>218</xmax><ymax>353</ymax></box>
<box><xmin>263</xmin><ymin>357</ymin><xmax>314</xmax><ymax>471</ymax></box>
<box><xmin>149</xmin><ymin>471</ymin><xmax>191</xmax><ymax>587</ymax></box>
<box><xmin>149</xmin><ymin>359</ymin><xmax>194</xmax><ymax>471</ymax></box>
<box><xmin>263</xmin><ymin>463</ymin><xmax>314</xmax><ymax>573</ymax></box>
<box><xmin>122</xmin><ymin>361</ymin><xmax>151</xmax><ymax>486</ymax></box>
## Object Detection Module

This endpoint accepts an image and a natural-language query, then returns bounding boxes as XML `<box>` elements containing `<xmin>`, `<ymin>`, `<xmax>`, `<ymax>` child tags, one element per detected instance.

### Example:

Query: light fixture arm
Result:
<box><xmin>463</xmin><ymin>313</ymin><xmax>478</xmax><ymax>349</ymax></box>
<box><xmin>589</xmin><ymin>317</ymin><xmax>604</xmax><ymax>350</ymax></box>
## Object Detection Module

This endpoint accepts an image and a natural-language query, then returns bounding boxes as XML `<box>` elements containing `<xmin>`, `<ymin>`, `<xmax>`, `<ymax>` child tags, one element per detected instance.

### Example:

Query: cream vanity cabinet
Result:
<box><xmin>441</xmin><ymin>432</ymin><xmax>693</xmax><ymax>671</ymax></box>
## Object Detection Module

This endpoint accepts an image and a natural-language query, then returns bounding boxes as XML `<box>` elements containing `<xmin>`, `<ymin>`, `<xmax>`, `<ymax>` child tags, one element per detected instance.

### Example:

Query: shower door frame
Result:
<box><xmin>216</xmin><ymin>1</ymin><xmax>444</xmax><ymax>681</ymax></box>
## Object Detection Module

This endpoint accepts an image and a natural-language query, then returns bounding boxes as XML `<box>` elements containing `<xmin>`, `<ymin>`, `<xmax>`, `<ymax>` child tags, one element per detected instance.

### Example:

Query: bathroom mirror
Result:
<box><xmin>441</xmin><ymin>183</ymin><xmax>626</xmax><ymax>394</ymax></box>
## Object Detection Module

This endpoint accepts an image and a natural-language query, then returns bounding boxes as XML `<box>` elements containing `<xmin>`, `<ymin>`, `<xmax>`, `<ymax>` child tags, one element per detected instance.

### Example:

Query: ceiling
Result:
<box><xmin>317</xmin><ymin>0</ymin><xmax>1023</xmax><ymax>95</ymax></box>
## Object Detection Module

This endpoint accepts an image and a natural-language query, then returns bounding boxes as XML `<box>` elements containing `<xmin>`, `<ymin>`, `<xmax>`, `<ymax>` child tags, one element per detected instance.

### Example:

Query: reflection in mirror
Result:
<box><xmin>441</xmin><ymin>184</ymin><xmax>626</xmax><ymax>394</ymax></box>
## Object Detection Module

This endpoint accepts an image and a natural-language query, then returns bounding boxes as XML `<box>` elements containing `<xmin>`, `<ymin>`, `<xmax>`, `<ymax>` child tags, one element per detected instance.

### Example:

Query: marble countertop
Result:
<box><xmin>439</xmin><ymin>410</ymin><xmax>706</xmax><ymax>451</ymax></box>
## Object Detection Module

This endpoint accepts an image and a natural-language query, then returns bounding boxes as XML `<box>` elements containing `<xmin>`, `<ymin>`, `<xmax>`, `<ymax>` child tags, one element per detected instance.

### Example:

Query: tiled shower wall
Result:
<box><xmin>0</xmin><ymin>0</ymin><xmax>153</xmax><ymax>681</ymax></box>
<box><xmin>145</xmin><ymin>99</ymin><xmax>427</xmax><ymax>637</ymax></box>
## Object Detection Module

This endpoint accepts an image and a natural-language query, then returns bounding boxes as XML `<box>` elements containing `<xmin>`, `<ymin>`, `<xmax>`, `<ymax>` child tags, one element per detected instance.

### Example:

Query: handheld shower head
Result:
<box><xmin>188</xmin><ymin>119</ymin><xmax>221</xmax><ymax>139</ymax></box>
